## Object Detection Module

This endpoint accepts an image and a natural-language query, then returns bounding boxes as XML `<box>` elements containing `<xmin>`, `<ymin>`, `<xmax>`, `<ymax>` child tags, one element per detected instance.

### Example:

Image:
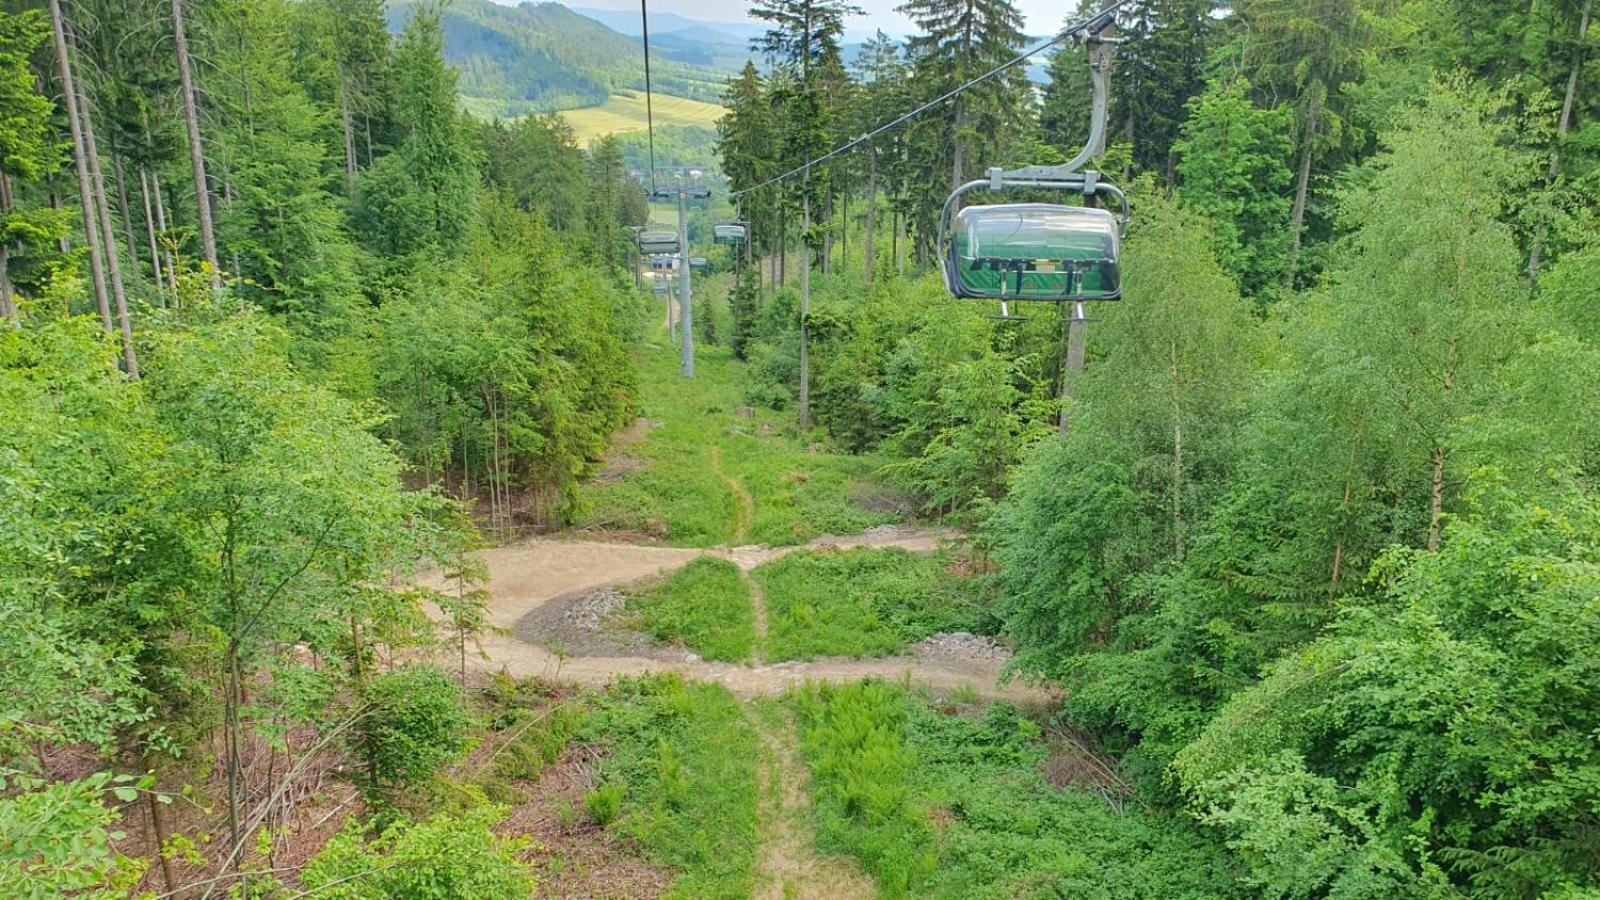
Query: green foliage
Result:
<box><xmin>373</xmin><ymin>192</ymin><xmax>636</xmax><ymax>528</ymax></box>
<box><xmin>1175</xmin><ymin>480</ymin><xmax>1600</xmax><ymax>895</ymax></box>
<box><xmin>1175</xmin><ymin>77</ymin><xmax>1296</xmax><ymax>299</ymax></box>
<box><xmin>354</xmin><ymin>3</ymin><xmax>478</xmax><ymax>260</ymax></box>
<box><xmin>626</xmin><ymin>558</ymin><xmax>755</xmax><ymax>663</ymax></box>
<box><xmin>578</xmin><ymin>328</ymin><xmax>893</xmax><ymax>546</ymax></box>
<box><xmin>757</xmin><ymin>548</ymin><xmax>984</xmax><ymax>661</ymax></box>
<box><xmin>357</xmin><ymin>667</ymin><xmax>469</xmax><ymax>799</ymax></box>
<box><xmin>0</xmin><ymin>772</ymin><xmax>151</xmax><ymax>898</ymax></box>
<box><xmin>791</xmin><ymin>682</ymin><xmax>1239</xmax><ymax>898</ymax></box>
<box><xmin>585</xmin><ymin>782</ymin><xmax>625</xmax><ymax>827</ymax></box>
<box><xmin>582</xmin><ymin>675</ymin><xmax>758</xmax><ymax>898</ymax></box>
<box><xmin>302</xmin><ymin>805</ymin><xmax>534</xmax><ymax>897</ymax></box>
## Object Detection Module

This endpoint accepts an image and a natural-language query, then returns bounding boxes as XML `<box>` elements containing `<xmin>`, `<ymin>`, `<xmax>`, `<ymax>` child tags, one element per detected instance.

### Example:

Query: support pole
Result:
<box><xmin>679</xmin><ymin>184</ymin><xmax>694</xmax><ymax>378</ymax></box>
<box><xmin>799</xmin><ymin>176</ymin><xmax>811</xmax><ymax>431</ymax></box>
<box><xmin>1057</xmin><ymin>29</ymin><xmax>1116</xmax><ymax>438</ymax></box>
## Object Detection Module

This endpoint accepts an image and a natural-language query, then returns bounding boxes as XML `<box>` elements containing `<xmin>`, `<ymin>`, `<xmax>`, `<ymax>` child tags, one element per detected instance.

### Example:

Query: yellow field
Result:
<box><xmin>559</xmin><ymin>91</ymin><xmax>726</xmax><ymax>145</ymax></box>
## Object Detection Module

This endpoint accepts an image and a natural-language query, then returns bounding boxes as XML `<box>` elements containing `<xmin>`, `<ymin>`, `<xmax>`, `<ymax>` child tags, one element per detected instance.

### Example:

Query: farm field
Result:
<box><xmin>560</xmin><ymin>90</ymin><xmax>726</xmax><ymax>145</ymax></box>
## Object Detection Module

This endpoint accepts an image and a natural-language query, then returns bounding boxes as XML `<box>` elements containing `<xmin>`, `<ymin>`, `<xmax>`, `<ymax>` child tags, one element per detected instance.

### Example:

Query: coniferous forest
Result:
<box><xmin>3</xmin><ymin>0</ymin><xmax>1600</xmax><ymax>896</ymax></box>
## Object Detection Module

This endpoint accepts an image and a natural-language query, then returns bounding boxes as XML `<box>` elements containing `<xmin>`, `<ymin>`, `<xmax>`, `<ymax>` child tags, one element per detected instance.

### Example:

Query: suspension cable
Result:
<box><xmin>731</xmin><ymin>0</ymin><xmax>1129</xmax><ymax>198</ymax></box>
<box><xmin>640</xmin><ymin>0</ymin><xmax>658</xmax><ymax>191</ymax></box>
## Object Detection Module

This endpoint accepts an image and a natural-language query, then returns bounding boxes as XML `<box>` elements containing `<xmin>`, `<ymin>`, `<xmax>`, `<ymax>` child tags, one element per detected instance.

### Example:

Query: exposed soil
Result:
<box><xmin>503</xmin><ymin>744</ymin><xmax>674</xmax><ymax>899</ymax></box>
<box><xmin>419</xmin><ymin>527</ymin><xmax>1050</xmax><ymax>703</ymax></box>
<box><xmin>711</xmin><ymin>445</ymin><xmax>756</xmax><ymax>544</ymax></box>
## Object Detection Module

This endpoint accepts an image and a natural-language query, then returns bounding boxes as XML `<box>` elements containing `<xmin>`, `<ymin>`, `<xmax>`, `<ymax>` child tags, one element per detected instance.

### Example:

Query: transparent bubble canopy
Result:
<box><xmin>638</xmin><ymin>228</ymin><xmax>679</xmax><ymax>255</ymax></box>
<box><xmin>949</xmin><ymin>203</ymin><xmax>1121</xmax><ymax>301</ymax></box>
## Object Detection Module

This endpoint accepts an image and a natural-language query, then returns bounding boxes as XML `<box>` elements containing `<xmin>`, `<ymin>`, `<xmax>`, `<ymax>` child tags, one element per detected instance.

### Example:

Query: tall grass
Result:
<box><xmin>757</xmin><ymin>548</ymin><xmax>985</xmax><ymax>661</ymax></box>
<box><xmin>626</xmin><ymin>558</ymin><xmax>755</xmax><ymax>662</ymax></box>
<box><xmin>582</xmin><ymin>675</ymin><xmax>760</xmax><ymax>899</ymax></box>
<box><xmin>790</xmin><ymin>681</ymin><xmax>1241</xmax><ymax>899</ymax></box>
<box><xmin>578</xmin><ymin>329</ymin><xmax>894</xmax><ymax>547</ymax></box>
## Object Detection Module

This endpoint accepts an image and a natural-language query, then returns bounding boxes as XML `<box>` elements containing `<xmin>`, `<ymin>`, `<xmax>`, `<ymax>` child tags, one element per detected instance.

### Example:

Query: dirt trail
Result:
<box><xmin>753</xmin><ymin>704</ymin><xmax>876</xmax><ymax>900</ymax></box>
<box><xmin>748</xmin><ymin>575</ymin><xmax>770</xmax><ymax>665</ymax></box>
<box><xmin>711</xmin><ymin>446</ymin><xmax>755</xmax><ymax>544</ymax></box>
<box><xmin>421</xmin><ymin>527</ymin><xmax>1046</xmax><ymax>702</ymax></box>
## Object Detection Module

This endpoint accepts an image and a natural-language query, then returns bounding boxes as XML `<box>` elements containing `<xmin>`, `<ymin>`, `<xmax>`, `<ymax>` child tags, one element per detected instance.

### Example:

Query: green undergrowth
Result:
<box><xmin>756</xmin><ymin>547</ymin><xmax>989</xmax><ymax>661</ymax></box>
<box><xmin>452</xmin><ymin>675</ymin><xmax>758</xmax><ymax>898</ymax></box>
<box><xmin>581</xmin><ymin>674</ymin><xmax>759</xmax><ymax>899</ymax></box>
<box><xmin>789</xmin><ymin>681</ymin><xmax>1240</xmax><ymax>899</ymax></box>
<box><xmin>578</xmin><ymin>330</ymin><xmax>897</xmax><ymax>547</ymax></box>
<box><xmin>624</xmin><ymin>558</ymin><xmax>755</xmax><ymax>662</ymax></box>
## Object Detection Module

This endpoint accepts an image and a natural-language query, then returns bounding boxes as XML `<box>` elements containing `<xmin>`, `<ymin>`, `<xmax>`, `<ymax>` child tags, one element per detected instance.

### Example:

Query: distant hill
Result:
<box><xmin>389</xmin><ymin>0</ymin><xmax>732</xmax><ymax>118</ymax></box>
<box><xmin>570</xmin><ymin>6</ymin><xmax>764</xmax><ymax>42</ymax></box>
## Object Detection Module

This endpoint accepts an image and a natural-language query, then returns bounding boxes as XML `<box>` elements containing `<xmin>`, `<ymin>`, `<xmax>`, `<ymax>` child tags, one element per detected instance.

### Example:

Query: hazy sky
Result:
<box><xmin>564</xmin><ymin>0</ymin><xmax>1078</xmax><ymax>39</ymax></box>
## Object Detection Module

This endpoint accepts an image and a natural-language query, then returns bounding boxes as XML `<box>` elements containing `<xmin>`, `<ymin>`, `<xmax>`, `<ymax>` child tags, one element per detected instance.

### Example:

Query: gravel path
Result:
<box><xmin>418</xmin><ymin>528</ymin><xmax>1048</xmax><ymax>702</ymax></box>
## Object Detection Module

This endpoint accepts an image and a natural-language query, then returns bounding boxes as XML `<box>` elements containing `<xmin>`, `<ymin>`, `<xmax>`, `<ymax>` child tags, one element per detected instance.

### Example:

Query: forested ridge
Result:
<box><xmin>3</xmin><ymin>0</ymin><xmax>1600</xmax><ymax>895</ymax></box>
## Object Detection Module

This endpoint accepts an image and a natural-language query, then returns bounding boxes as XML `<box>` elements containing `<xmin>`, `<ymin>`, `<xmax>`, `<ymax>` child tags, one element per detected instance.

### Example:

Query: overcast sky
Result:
<box><xmin>562</xmin><ymin>0</ymin><xmax>1078</xmax><ymax>39</ymax></box>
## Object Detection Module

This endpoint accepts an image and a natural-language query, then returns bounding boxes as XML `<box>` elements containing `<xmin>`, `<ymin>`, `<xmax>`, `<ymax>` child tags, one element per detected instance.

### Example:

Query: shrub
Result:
<box><xmin>301</xmin><ymin>805</ymin><xmax>533</xmax><ymax>897</ymax></box>
<box><xmin>357</xmin><ymin>667</ymin><xmax>469</xmax><ymax>799</ymax></box>
<box><xmin>586</xmin><ymin>782</ymin><xmax>625</xmax><ymax>827</ymax></box>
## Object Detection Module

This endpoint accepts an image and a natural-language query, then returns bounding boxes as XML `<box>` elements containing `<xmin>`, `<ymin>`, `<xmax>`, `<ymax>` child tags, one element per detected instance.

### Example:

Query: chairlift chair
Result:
<box><xmin>946</xmin><ymin>203</ymin><xmax>1122</xmax><ymax>302</ymax></box>
<box><xmin>937</xmin><ymin>20</ymin><xmax>1127</xmax><ymax>319</ymax></box>
<box><xmin>648</xmin><ymin>255</ymin><xmax>675</xmax><ymax>272</ymax></box>
<box><xmin>689</xmin><ymin>256</ymin><xmax>707</xmax><ymax>268</ymax></box>
<box><xmin>713</xmin><ymin>223</ymin><xmax>747</xmax><ymax>245</ymax></box>
<box><xmin>638</xmin><ymin>228</ymin><xmax>679</xmax><ymax>256</ymax></box>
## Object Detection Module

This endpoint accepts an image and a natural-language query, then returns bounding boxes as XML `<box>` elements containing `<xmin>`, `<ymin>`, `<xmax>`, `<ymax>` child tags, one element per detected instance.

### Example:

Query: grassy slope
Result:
<box><xmin>625</xmin><ymin>558</ymin><xmax>756</xmax><ymax>662</ymax></box>
<box><xmin>790</xmin><ymin>682</ymin><xmax>1241</xmax><ymax>899</ymax></box>
<box><xmin>465</xmin><ymin>675</ymin><xmax>759</xmax><ymax>898</ymax></box>
<box><xmin>561</xmin><ymin>91</ymin><xmax>726</xmax><ymax>146</ymax></box>
<box><xmin>584</xmin><ymin>675</ymin><xmax>759</xmax><ymax>899</ymax></box>
<box><xmin>756</xmin><ymin>548</ymin><xmax>986</xmax><ymax>661</ymax></box>
<box><xmin>578</xmin><ymin>322</ymin><xmax>895</xmax><ymax>547</ymax></box>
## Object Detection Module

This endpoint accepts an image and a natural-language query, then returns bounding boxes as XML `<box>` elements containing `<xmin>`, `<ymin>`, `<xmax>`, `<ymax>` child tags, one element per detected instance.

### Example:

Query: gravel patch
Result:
<box><xmin>913</xmin><ymin>632</ymin><xmax>1012</xmax><ymax>662</ymax></box>
<box><xmin>513</xmin><ymin>587</ymin><xmax>696</xmax><ymax>662</ymax></box>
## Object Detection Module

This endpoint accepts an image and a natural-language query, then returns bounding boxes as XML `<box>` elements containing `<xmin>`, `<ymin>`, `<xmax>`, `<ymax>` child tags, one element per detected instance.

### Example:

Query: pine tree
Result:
<box><xmin>1232</xmin><ymin>0</ymin><xmax>1366</xmax><ymax>289</ymax></box>
<box><xmin>352</xmin><ymin>4</ymin><xmax>476</xmax><ymax>260</ymax></box>
<box><xmin>897</xmin><ymin>0</ymin><xmax>1028</xmax><ymax>190</ymax></box>
<box><xmin>0</xmin><ymin>10</ymin><xmax>67</xmax><ymax>323</ymax></box>
<box><xmin>1174</xmin><ymin>77</ymin><xmax>1296</xmax><ymax>299</ymax></box>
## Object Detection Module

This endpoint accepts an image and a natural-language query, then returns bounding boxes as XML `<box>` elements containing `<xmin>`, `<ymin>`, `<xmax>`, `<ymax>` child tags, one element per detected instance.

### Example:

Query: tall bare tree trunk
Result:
<box><xmin>152</xmin><ymin>172</ymin><xmax>178</xmax><ymax>293</ymax></box>
<box><xmin>1285</xmin><ymin>91</ymin><xmax>1321</xmax><ymax>291</ymax></box>
<box><xmin>170</xmin><ymin>0</ymin><xmax>221</xmax><ymax>282</ymax></box>
<box><xmin>146</xmin><ymin>779</ymin><xmax>177</xmax><ymax>893</ymax></box>
<box><xmin>895</xmin><ymin>201</ymin><xmax>907</xmax><ymax>276</ymax></box>
<box><xmin>1428</xmin><ymin>341</ymin><xmax>1458</xmax><ymax>552</ymax></box>
<box><xmin>49</xmin><ymin>0</ymin><xmax>112</xmax><ymax>332</ymax></box>
<box><xmin>112</xmin><ymin>153</ymin><xmax>137</xmax><ymax>269</ymax></box>
<box><xmin>1169</xmin><ymin>341</ymin><xmax>1185</xmax><ymax>559</ymax></box>
<box><xmin>1329</xmin><ymin>426</ymin><xmax>1362</xmax><ymax>598</ymax></box>
<box><xmin>1528</xmin><ymin>0</ymin><xmax>1592</xmax><ymax>278</ymax></box>
<box><xmin>0</xmin><ymin>174</ymin><xmax>15</xmax><ymax>323</ymax></box>
<box><xmin>79</xmin><ymin>83</ymin><xmax>139</xmax><ymax>378</ymax></box>
<box><xmin>777</xmin><ymin>203</ymin><xmax>786</xmax><ymax>288</ymax></box>
<box><xmin>139</xmin><ymin>167</ymin><xmax>163</xmax><ymax>288</ymax></box>
<box><xmin>337</xmin><ymin>72</ymin><xmax>358</xmax><ymax>189</ymax></box>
